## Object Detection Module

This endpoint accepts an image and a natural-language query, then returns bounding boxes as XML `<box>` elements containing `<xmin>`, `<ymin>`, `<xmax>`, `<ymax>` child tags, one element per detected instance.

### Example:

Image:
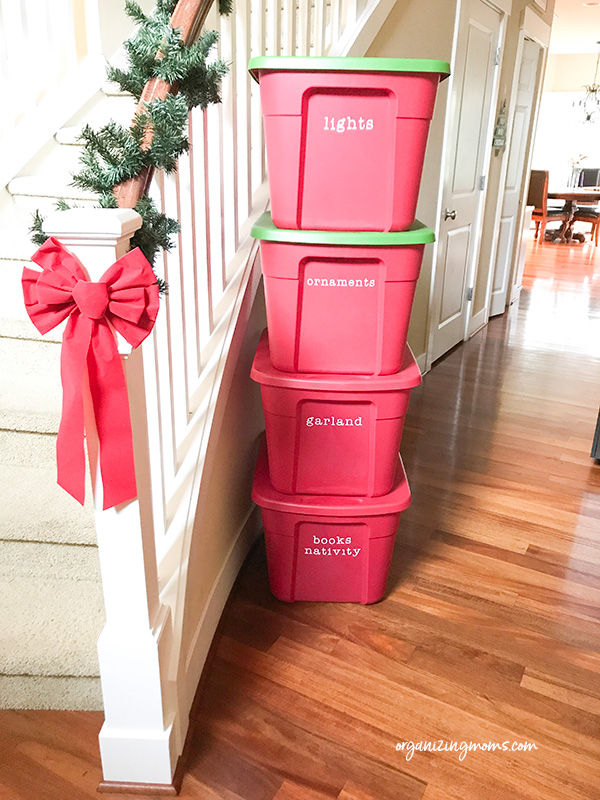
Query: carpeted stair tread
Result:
<box><xmin>0</xmin><ymin>575</ymin><xmax>104</xmax><ymax>677</ymax></box>
<box><xmin>101</xmin><ymin>80</ymin><xmax>134</xmax><ymax>98</ymax></box>
<box><xmin>6</xmin><ymin>177</ymin><xmax>97</xmax><ymax>221</ymax></box>
<box><xmin>0</xmin><ymin>431</ymin><xmax>96</xmax><ymax>546</ymax></box>
<box><xmin>7</xmin><ymin>176</ymin><xmax>96</xmax><ymax>201</ymax></box>
<box><xmin>0</xmin><ymin>263</ymin><xmax>33</xmax><ymax>327</ymax></box>
<box><xmin>0</xmin><ymin>335</ymin><xmax>62</xmax><ymax>433</ymax></box>
<box><xmin>54</xmin><ymin>126</ymin><xmax>86</xmax><ymax>146</ymax></box>
<box><xmin>0</xmin><ymin>260</ymin><xmax>63</xmax><ymax>338</ymax></box>
<box><xmin>0</xmin><ymin>675</ymin><xmax>102</xmax><ymax>710</ymax></box>
<box><xmin>0</xmin><ymin>540</ymin><xmax>100</xmax><ymax>582</ymax></box>
<box><xmin>0</xmin><ymin>317</ymin><xmax>63</xmax><ymax>344</ymax></box>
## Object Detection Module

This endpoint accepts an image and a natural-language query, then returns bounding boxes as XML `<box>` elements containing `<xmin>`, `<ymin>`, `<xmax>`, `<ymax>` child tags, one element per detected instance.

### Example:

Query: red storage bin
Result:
<box><xmin>248</xmin><ymin>56</ymin><xmax>449</xmax><ymax>231</ymax></box>
<box><xmin>252</xmin><ymin>213</ymin><xmax>434</xmax><ymax>375</ymax></box>
<box><xmin>251</xmin><ymin>331</ymin><xmax>421</xmax><ymax>496</ymax></box>
<box><xmin>252</xmin><ymin>440</ymin><xmax>411</xmax><ymax>603</ymax></box>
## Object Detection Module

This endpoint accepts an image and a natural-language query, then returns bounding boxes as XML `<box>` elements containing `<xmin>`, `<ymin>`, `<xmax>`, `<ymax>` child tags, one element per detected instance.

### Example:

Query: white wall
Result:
<box><xmin>99</xmin><ymin>0</ymin><xmax>157</xmax><ymax>61</ymax></box>
<box><xmin>366</xmin><ymin>0</ymin><xmax>457</xmax><ymax>365</ymax></box>
<box><xmin>532</xmin><ymin>92</ymin><xmax>600</xmax><ymax>188</ymax></box>
<box><xmin>176</xmin><ymin>274</ymin><xmax>266</xmax><ymax>719</ymax></box>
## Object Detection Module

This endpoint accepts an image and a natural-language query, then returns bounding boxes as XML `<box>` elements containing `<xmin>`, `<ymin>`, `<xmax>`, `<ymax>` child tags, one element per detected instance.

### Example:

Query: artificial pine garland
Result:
<box><xmin>31</xmin><ymin>0</ymin><xmax>231</xmax><ymax>289</ymax></box>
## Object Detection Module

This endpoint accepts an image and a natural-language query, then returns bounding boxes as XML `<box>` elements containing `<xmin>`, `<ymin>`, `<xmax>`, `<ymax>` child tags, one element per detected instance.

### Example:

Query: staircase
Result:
<box><xmin>0</xmin><ymin>83</ymin><xmax>137</xmax><ymax>710</ymax></box>
<box><xmin>1</xmin><ymin>3</ymin><xmax>398</xmax><ymax>784</ymax></box>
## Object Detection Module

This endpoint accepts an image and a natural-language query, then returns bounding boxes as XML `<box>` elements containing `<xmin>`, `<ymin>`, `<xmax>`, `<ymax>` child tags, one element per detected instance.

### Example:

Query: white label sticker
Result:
<box><xmin>305</xmin><ymin>416</ymin><xmax>363</xmax><ymax>427</ymax></box>
<box><xmin>304</xmin><ymin>535</ymin><xmax>362</xmax><ymax>558</ymax></box>
<box><xmin>306</xmin><ymin>277</ymin><xmax>376</xmax><ymax>288</ymax></box>
<box><xmin>323</xmin><ymin>116</ymin><xmax>374</xmax><ymax>133</ymax></box>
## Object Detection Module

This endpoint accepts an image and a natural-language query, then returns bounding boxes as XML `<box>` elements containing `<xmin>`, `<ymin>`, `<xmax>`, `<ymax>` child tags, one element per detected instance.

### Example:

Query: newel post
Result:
<box><xmin>43</xmin><ymin>209</ymin><xmax>180</xmax><ymax>790</ymax></box>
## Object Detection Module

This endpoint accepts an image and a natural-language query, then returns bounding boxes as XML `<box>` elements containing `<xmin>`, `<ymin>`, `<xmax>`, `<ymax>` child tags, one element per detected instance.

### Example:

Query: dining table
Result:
<box><xmin>546</xmin><ymin>187</ymin><xmax>600</xmax><ymax>242</ymax></box>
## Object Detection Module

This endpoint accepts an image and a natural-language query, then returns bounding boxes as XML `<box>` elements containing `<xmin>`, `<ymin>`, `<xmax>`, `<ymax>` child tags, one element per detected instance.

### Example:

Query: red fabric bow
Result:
<box><xmin>22</xmin><ymin>238</ymin><xmax>159</xmax><ymax>509</ymax></box>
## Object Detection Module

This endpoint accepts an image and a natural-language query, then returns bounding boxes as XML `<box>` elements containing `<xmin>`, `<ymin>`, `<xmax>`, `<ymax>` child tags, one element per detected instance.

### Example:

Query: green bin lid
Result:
<box><xmin>251</xmin><ymin>212</ymin><xmax>435</xmax><ymax>245</ymax></box>
<box><xmin>249</xmin><ymin>56</ymin><xmax>450</xmax><ymax>82</ymax></box>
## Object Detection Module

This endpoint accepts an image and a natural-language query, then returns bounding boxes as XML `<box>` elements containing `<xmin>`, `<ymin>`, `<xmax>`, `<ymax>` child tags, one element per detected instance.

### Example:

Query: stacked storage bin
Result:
<box><xmin>249</xmin><ymin>56</ymin><xmax>450</xmax><ymax>604</ymax></box>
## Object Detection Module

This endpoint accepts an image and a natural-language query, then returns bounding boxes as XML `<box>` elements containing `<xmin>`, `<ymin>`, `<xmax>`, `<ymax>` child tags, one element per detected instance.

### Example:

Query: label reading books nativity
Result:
<box><xmin>304</xmin><ymin>534</ymin><xmax>361</xmax><ymax>558</ymax></box>
<box><xmin>294</xmin><ymin>522</ymin><xmax>368</xmax><ymax>601</ymax></box>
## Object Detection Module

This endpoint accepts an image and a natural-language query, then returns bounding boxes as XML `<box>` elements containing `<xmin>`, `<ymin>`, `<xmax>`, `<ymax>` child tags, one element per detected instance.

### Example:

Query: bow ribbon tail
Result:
<box><xmin>87</xmin><ymin>323</ymin><xmax>137</xmax><ymax>509</ymax></box>
<box><xmin>57</xmin><ymin>314</ymin><xmax>93</xmax><ymax>505</ymax></box>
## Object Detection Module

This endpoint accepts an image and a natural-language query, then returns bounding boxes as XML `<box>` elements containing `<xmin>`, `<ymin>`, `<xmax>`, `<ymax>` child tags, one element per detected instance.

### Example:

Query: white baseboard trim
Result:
<box><xmin>415</xmin><ymin>351</ymin><xmax>428</xmax><ymax>374</ymax></box>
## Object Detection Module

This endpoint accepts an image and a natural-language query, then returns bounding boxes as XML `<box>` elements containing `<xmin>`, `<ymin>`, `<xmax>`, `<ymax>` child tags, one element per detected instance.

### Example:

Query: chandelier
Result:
<box><xmin>577</xmin><ymin>42</ymin><xmax>600</xmax><ymax>123</ymax></box>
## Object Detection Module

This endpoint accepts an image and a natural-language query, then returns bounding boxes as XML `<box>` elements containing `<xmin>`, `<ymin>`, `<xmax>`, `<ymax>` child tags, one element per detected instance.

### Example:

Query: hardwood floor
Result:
<box><xmin>1</xmin><ymin>237</ymin><xmax>599</xmax><ymax>799</ymax></box>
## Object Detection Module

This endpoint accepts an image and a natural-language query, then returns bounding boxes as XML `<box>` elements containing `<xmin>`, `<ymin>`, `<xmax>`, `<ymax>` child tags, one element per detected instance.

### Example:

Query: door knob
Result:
<box><xmin>444</xmin><ymin>208</ymin><xmax>457</xmax><ymax>221</ymax></box>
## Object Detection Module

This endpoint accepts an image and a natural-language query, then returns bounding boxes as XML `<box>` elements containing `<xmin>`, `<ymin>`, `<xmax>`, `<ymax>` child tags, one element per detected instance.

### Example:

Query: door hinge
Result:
<box><xmin>495</xmin><ymin>47</ymin><xmax>501</xmax><ymax>66</ymax></box>
<box><xmin>466</xmin><ymin>287</ymin><xmax>473</xmax><ymax>302</ymax></box>
<box><xmin>479</xmin><ymin>175</ymin><xmax>486</xmax><ymax>191</ymax></box>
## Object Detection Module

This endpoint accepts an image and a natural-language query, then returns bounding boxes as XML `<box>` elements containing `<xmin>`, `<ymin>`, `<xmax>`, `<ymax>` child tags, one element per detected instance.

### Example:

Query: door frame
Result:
<box><xmin>483</xmin><ymin>7</ymin><xmax>551</xmax><ymax>320</ymax></box>
<box><xmin>486</xmin><ymin>35</ymin><xmax>542</xmax><ymax>320</ymax></box>
<box><xmin>425</xmin><ymin>0</ymin><xmax>511</xmax><ymax>373</ymax></box>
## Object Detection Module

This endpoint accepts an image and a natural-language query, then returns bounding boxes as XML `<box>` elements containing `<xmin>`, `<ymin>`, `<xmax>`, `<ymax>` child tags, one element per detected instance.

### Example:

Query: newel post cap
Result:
<box><xmin>42</xmin><ymin>208</ymin><xmax>143</xmax><ymax>283</ymax></box>
<box><xmin>43</xmin><ymin>208</ymin><xmax>142</xmax><ymax>241</ymax></box>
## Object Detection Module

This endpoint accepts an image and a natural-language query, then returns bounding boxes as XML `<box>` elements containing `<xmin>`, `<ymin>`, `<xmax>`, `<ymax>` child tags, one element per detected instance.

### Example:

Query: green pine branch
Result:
<box><xmin>131</xmin><ymin>194</ymin><xmax>179</xmax><ymax>290</ymax></box>
<box><xmin>30</xmin><ymin>210</ymin><xmax>49</xmax><ymax>247</ymax></box>
<box><xmin>72</xmin><ymin>122</ymin><xmax>147</xmax><ymax>195</ymax></box>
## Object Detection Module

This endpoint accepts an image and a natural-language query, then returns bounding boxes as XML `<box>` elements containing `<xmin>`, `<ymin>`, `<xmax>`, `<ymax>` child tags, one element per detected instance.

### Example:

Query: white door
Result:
<box><xmin>490</xmin><ymin>37</ymin><xmax>541</xmax><ymax>317</ymax></box>
<box><xmin>429</xmin><ymin>0</ymin><xmax>502</xmax><ymax>364</ymax></box>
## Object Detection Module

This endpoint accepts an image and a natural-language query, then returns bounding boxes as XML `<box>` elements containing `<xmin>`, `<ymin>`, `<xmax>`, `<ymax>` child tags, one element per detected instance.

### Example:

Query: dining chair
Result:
<box><xmin>574</xmin><ymin>206</ymin><xmax>600</xmax><ymax>245</ymax></box>
<box><xmin>574</xmin><ymin>167</ymin><xmax>600</xmax><ymax>245</ymax></box>
<box><xmin>579</xmin><ymin>167</ymin><xmax>600</xmax><ymax>187</ymax></box>
<box><xmin>527</xmin><ymin>170</ymin><xmax>568</xmax><ymax>241</ymax></box>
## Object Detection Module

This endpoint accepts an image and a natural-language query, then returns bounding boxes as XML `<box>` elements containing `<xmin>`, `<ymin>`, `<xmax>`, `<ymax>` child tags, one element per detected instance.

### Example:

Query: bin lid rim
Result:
<box><xmin>252</xmin><ymin>442</ymin><xmax>412</xmax><ymax>515</ymax></box>
<box><xmin>252</xmin><ymin>213</ymin><xmax>435</xmax><ymax>245</ymax></box>
<box><xmin>248</xmin><ymin>56</ymin><xmax>451</xmax><ymax>81</ymax></box>
<box><xmin>251</xmin><ymin>331</ymin><xmax>422</xmax><ymax>391</ymax></box>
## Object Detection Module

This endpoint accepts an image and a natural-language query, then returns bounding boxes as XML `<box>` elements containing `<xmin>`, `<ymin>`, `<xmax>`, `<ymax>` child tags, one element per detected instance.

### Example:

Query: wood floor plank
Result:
<box><xmin>192</xmin><ymin>665</ymin><xmax>427</xmax><ymax>800</ymax></box>
<box><xmin>520</xmin><ymin>670</ymin><xmax>600</xmax><ymax>714</ymax></box>
<box><xmin>15</xmin><ymin>741</ymin><xmax>100</xmax><ymax>799</ymax></box>
<box><xmin>337</xmin><ymin>782</ymin><xmax>381</xmax><ymax>800</ymax></box>
<box><xmin>273</xmin><ymin>780</ymin><xmax>336</xmax><ymax>800</ymax></box>
<box><xmin>401</xmin><ymin>537</ymin><xmax>600</xmax><ymax>618</ymax></box>
<box><xmin>266</xmin><ymin>634</ymin><xmax>600</xmax><ymax>758</ymax></box>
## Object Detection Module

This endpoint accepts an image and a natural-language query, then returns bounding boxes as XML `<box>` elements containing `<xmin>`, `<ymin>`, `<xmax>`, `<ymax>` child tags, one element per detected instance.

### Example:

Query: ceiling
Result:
<box><xmin>550</xmin><ymin>0</ymin><xmax>600</xmax><ymax>53</ymax></box>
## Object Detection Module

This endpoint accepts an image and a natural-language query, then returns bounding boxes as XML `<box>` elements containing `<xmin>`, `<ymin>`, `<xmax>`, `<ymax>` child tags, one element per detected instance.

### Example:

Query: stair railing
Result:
<box><xmin>44</xmin><ymin>0</ymin><xmax>395</xmax><ymax>790</ymax></box>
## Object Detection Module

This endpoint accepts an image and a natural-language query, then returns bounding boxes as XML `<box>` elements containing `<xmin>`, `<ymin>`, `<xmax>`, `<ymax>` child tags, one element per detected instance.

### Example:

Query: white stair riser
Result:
<box><xmin>0</xmin><ymin>337</ymin><xmax>62</xmax><ymax>431</ymax></box>
<box><xmin>8</xmin><ymin>193</ymin><xmax>98</xmax><ymax>221</ymax></box>
<box><xmin>0</xmin><ymin>261</ymin><xmax>35</xmax><ymax>323</ymax></box>
<box><xmin>66</xmin><ymin>93</ymin><xmax>137</xmax><ymax>131</ymax></box>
